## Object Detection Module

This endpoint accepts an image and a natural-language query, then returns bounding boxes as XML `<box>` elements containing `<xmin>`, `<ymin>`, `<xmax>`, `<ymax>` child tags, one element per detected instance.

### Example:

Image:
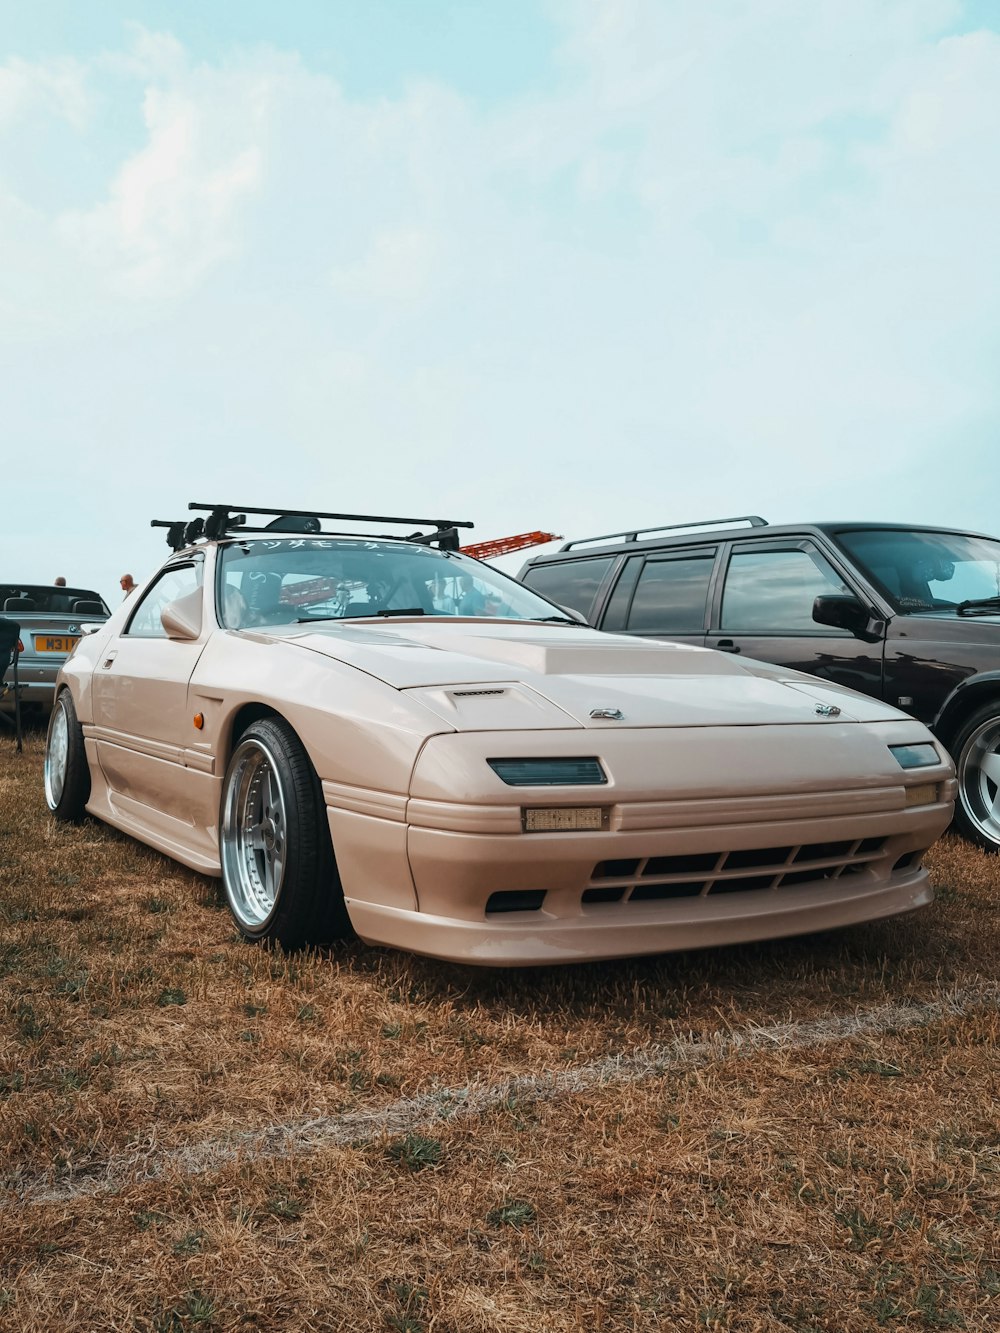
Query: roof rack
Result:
<box><xmin>151</xmin><ymin>504</ymin><xmax>474</xmax><ymax>553</ymax></box>
<box><xmin>559</xmin><ymin>515</ymin><xmax>768</xmax><ymax>551</ymax></box>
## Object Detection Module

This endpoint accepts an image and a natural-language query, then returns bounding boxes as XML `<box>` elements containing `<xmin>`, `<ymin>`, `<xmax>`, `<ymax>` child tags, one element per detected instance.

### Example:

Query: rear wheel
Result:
<box><xmin>44</xmin><ymin>690</ymin><xmax>90</xmax><ymax>821</ymax></box>
<box><xmin>952</xmin><ymin>702</ymin><xmax>1000</xmax><ymax>853</ymax></box>
<box><xmin>219</xmin><ymin>717</ymin><xmax>351</xmax><ymax>947</ymax></box>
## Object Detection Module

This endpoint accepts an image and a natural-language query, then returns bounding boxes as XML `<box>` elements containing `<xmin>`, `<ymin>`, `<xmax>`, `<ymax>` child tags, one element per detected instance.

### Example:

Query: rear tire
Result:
<box><xmin>44</xmin><ymin>690</ymin><xmax>91</xmax><ymax>822</ymax></box>
<box><xmin>951</xmin><ymin>702</ymin><xmax>1000</xmax><ymax>853</ymax></box>
<box><xmin>219</xmin><ymin>717</ymin><xmax>352</xmax><ymax>948</ymax></box>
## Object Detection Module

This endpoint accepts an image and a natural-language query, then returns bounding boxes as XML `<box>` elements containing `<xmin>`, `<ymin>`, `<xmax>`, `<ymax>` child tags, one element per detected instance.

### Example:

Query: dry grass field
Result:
<box><xmin>1</xmin><ymin>732</ymin><xmax>999</xmax><ymax>1332</ymax></box>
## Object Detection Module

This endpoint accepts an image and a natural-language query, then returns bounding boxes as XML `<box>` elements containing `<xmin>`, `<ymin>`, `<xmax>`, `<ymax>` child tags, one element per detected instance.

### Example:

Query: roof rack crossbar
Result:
<box><xmin>211</xmin><ymin>523</ymin><xmax>464</xmax><ymax>544</ymax></box>
<box><xmin>560</xmin><ymin>515</ymin><xmax>768</xmax><ymax>550</ymax></box>
<box><xmin>153</xmin><ymin>505</ymin><xmax>475</xmax><ymax>552</ymax></box>
<box><xmin>187</xmin><ymin>502</ymin><xmax>474</xmax><ymax>531</ymax></box>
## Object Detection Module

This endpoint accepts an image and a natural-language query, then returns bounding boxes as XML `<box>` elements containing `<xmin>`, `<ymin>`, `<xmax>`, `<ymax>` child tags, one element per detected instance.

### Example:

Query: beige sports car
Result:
<box><xmin>45</xmin><ymin>504</ymin><xmax>957</xmax><ymax>966</ymax></box>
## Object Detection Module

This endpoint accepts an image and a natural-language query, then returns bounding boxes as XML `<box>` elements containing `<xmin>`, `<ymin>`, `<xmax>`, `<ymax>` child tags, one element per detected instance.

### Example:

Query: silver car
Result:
<box><xmin>1</xmin><ymin>584</ymin><xmax>110</xmax><ymax>715</ymax></box>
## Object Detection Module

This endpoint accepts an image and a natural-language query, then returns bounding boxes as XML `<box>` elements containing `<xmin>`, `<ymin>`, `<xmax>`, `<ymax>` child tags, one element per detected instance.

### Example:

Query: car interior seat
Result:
<box><xmin>245</xmin><ymin>572</ymin><xmax>288</xmax><ymax>625</ymax></box>
<box><xmin>895</xmin><ymin>570</ymin><xmax>933</xmax><ymax>608</ymax></box>
<box><xmin>71</xmin><ymin>599</ymin><xmax>105</xmax><ymax>616</ymax></box>
<box><xmin>0</xmin><ymin>616</ymin><xmax>24</xmax><ymax>752</ymax></box>
<box><xmin>397</xmin><ymin>576</ymin><xmax>436</xmax><ymax>614</ymax></box>
<box><xmin>3</xmin><ymin>597</ymin><xmax>35</xmax><ymax>613</ymax></box>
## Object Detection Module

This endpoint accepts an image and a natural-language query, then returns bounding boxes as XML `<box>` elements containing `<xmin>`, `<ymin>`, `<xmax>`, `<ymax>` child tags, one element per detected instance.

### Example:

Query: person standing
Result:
<box><xmin>120</xmin><ymin>573</ymin><xmax>136</xmax><ymax>598</ymax></box>
<box><xmin>54</xmin><ymin>576</ymin><xmax>66</xmax><ymax>587</ymax></box>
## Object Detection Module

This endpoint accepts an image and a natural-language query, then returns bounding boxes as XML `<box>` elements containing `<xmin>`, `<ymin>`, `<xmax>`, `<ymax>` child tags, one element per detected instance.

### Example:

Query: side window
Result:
<box><xmin>721</xmin><ymin>547</ymin><xmax>851</xmax><ymax>632</ymax></box>
<box><xmin>520</xmin><ymin>557</ymin><xmax>615</xmax><ymax>621</ymax></box>
<box><xmin>606</xmin><ymin>555</ymin><xmax>715</xmax><ymax>633</ymax></box>
<box><xmin>125</xmin><ymin>564</ymin><xmax>203</xmax><ymax>638</ymax></box>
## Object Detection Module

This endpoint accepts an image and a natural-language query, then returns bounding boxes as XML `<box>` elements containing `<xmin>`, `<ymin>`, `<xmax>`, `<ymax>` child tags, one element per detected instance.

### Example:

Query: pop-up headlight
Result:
<box><xmin>889</xmin><ymin>743</ymin><xmax>939</xmax><ymax>770</ymax></box>
<box><xmin>487</xmin><ymin>758</ymin><xmax>607</xmax><ymax>786</ymax></box>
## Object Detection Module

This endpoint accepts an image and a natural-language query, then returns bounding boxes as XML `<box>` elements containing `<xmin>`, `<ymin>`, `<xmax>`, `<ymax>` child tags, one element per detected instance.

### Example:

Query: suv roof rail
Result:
<box><xmin>151</xmin><ymin>504</ymin><xmax>475</xmax><ymax>553</ymax></box>
<box><xmin>559</xmin><ymin>515</ymin><xmax>768</xmax><ymax>551</ymax></box>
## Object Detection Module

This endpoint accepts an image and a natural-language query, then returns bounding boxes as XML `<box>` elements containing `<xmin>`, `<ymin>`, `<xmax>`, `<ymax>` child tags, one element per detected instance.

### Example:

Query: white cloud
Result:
<box><xmin>0</xmin><ymin>55</ymin><xmax>90</xmax><ymax>130</ymax></box>
<box><xmin>60</xmin><ymin>128</ymin><xmax>262</xmax><ymax>298</ymax></box>
<box><xmin>56</xmin><ymin>39</ymin><xmax>268</xmax><ymax>297</ymax></box>
<box><xmin>330</xmin><ymin>226</ymin><xmax>441</xmax><ymax>304</ymax></box>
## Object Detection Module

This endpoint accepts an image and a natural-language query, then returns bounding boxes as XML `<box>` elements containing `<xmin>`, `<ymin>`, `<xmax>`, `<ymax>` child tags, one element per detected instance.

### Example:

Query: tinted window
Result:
<box><xmin>126</xmin><ymin>564</ymin><xmax>203</xmax><ymax>638</ymax></box>
<box><xmin>835</xmin><ymin>528</ymin><xmax>1000</xmax><ymax>612</ymax></box>
<box><xmin>608</xmin><ymin>556</ymin><xmax>714</xmax><ymax>633</ymax></box>
<box><xmin>520</xmin><ymin>557</ymin><xmax>615</xmax><ymax>620</ymax></box>
<box><xmin>721</xmin><ymin>547</ymin><xmax>851</xmax><ymax>632</ymax></box>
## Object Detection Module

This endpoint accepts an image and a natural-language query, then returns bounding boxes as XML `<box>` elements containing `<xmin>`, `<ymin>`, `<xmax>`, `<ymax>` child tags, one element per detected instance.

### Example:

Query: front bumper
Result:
<box><xmin>331</xmin><ymin>722</ymin><xmax>956</xmax><ymax>966</ymax></box>
<box><xmin>335</xmin><ymin>796</ymin><xmax>955</xmax><ymax>966</ymax></box>
<box><xmin>347</xmin><ymin>866</ymin><xmax>935</xmax><ymax>966</ymax></box>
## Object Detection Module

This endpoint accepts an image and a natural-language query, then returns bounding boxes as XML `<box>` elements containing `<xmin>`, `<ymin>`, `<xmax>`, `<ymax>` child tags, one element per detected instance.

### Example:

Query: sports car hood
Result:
<box><xmin>254</xmin><ymin>620</ymin><xmax>906</xmax><ymax>730</ymax></box>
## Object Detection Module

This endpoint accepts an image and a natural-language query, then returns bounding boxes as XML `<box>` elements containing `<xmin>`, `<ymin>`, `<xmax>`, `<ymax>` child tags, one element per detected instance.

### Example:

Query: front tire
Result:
<box><xmin>951</xmin><ymin>702</ymin><xmax>1000</xmax><ymax>853</ymax></box>
<box><xmin>219</xmin><ymin>717</ymin><xmax>351</xmax><ymax>948</ymax></box>
<box><xmin>45</xmin><ymin>690</ymin><xmax>91</xmax><ymax>822</ymax></box>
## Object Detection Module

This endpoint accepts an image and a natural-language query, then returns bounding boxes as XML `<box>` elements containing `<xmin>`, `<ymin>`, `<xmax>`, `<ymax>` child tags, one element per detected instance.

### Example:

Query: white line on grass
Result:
<box><xmin>11</xmin><ymin>980</ymin><xmax>1000</xmax><ymax>1206</ymax></box>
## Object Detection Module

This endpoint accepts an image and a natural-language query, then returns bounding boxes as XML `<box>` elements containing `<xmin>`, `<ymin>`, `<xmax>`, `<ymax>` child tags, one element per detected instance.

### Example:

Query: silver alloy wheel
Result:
<box><xmin>44</xmin><ymin>699</ymin><xmax>69</xmax><ymax>810</ymax></box>
<box><xmin>221</xmin><ymin>738</ymin><xmax>289</xmax><ymax>930</ymax></box>
<box><xmin>957</xmin><ymin>714</ymin><xmax>1000</xmax><ymax>849</ymax></box>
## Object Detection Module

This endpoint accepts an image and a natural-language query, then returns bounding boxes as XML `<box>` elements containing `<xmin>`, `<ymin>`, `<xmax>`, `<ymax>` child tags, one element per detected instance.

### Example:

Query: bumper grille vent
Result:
<box><xmin>584</xmin><ymin>838</ymin><xmax>887</xmax><ymax>904</ymax></box>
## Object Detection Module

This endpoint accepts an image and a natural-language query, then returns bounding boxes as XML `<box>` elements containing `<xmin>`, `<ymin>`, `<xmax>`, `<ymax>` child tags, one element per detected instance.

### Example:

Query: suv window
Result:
<box><xmin>126</xmin><ymin>564</ymin><xmax>203</xmax><ymax>638</ymax></box>
<box><xmin>604</xmin><ymin>554</ymin><xmax>714</xmax><ymax>633</ymax></box>
<box><xmin>721</xmin><ymin>546</ymin><xmax>851</xmax><ymax>633</ymax></box>
<box><xmin>835</xmin><ymin>528</ymin><xmax>1000</xmax><ymax>612</ymax></box>
<box><xmin>520</xmin><ymin>556</ymin><xmax>615</xmax><ymax>620</ymax></box>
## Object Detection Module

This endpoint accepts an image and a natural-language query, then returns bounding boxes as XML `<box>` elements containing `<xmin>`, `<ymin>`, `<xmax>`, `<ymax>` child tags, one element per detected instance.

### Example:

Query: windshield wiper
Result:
<box><xmin>956</xmin><ymin>596</ymin><xmax>1000</xmax><ymax>616</ymax></box>
<box><xmin>532</xmin><ymin>615</ymin><xmax>588</xmax><ymax>626</ymax></box>
<box><xmin>297</xmin><ymin>607</ymin><xmax>426</xmax><ymax>622</ymax></box>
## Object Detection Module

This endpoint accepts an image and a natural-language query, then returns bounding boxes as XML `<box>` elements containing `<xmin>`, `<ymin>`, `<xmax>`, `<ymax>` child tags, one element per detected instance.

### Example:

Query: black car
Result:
<box><xmin>519</xmin><ymin>516</ymin><xmax>1000</xmax><ymax>852</ymax></box>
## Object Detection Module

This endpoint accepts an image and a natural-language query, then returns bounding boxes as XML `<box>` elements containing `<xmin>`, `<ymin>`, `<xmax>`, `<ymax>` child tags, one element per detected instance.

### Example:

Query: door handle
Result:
<box><xmin>714</xmin><ymin>639</ymin><xmax>741</xmax><ymax>653</ymax></box>
<box><xmin>101</xmin><ymin>652</ymin><xmax>118</xmax><ymax>669</ymax></box>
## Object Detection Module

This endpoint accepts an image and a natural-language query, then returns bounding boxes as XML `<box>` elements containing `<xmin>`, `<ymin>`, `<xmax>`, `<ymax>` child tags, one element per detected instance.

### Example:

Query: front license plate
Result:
<box><xmin>523</xmin><ymin>806</ymin><xmax>608</xmax><ymax>832</ymax></box>
<box><xmin>34</xmin><ymin>635</ymin><xmax>80</xmax><ymax>653</ymax></box>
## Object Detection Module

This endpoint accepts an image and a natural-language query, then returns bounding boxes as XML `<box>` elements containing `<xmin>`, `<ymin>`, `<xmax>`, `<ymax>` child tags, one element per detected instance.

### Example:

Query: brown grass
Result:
<box><xmin>1</xmin><ymin>732</ymin><xmax>998</xmax><ymax>1330</ymax></box>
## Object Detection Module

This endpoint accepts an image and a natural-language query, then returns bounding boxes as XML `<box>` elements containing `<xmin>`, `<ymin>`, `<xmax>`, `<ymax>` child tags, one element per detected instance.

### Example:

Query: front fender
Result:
<box><xmin>56</xmin><ymin>623</ymin><xmax>116</xmax><ymax>724</ymax></box>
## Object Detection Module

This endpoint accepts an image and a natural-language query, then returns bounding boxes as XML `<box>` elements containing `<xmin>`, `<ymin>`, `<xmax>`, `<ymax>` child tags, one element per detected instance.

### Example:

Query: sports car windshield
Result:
<box><xmin>835</xmin><ymin>529</ymin><xmax>1000</xmax><ymax>614</ymax></box>
<box><xmin>217</xmin><ymin>538</ymin><xmax>569</xmax><ymax>628</ymax></box>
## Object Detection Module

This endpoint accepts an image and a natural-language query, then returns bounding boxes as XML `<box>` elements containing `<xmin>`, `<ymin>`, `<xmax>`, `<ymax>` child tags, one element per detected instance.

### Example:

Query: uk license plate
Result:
<box><xmin>34</xmin><ymin>635</ymin><xmax>80</xmax><ymax>653</ymax></box>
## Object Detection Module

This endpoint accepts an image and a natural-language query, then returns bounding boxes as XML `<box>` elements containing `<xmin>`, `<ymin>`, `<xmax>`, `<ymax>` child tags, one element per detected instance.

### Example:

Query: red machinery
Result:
<box><xmin>459</xmin><ymin>530</ymin><xmax>561</xmax><ymax>561</ymax></box>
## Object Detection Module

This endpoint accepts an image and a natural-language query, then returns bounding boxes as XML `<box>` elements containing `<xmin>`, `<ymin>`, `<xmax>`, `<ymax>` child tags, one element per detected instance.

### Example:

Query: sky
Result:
<box><xmin>2</xmin><ymin>0</ymin><xmax>999</xmax><ymax>604</ymax></box>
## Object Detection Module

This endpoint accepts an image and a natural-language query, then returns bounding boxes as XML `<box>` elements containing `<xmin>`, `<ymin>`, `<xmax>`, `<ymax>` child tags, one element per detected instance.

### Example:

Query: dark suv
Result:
<box><xmin>519</xmin><ymin>517</ymin><xmax>1000</xmax><ymax>853</ymax></box>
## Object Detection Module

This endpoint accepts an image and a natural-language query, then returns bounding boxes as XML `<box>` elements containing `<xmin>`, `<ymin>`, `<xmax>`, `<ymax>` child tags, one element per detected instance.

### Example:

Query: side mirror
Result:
<box><xmin>161</xmin><ymin>589</ymin><xmax>203</xmax><ymax>641</ymax></box>
<box><xmin>812</xmin><ymin>594</ymin><xmax>882</xmax><ymax>641</ymax></box>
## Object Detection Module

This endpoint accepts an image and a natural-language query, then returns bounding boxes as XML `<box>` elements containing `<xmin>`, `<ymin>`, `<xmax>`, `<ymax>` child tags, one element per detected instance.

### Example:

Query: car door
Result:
<box><xmin>91</xmin><ymin>558</ymin><xmax>209</xmax><ymax>813</ymax></box>
<box><xmin>708</xmin><ymin>539</ymin><xmax>885</xmax><ymax>697</ymax></box>
<box><xmin>598</xmin><ymin>547</ymin><xmax>715</xmax><ymax>645</ymax></box>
